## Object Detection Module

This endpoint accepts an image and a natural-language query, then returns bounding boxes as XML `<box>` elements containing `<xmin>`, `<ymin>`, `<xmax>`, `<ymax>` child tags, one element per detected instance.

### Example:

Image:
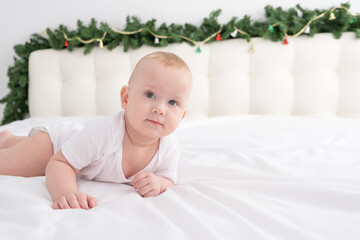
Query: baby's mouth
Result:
<box><xmin>147</xmin><ymin>119</ymin><xmax>163</xmax><ymax>126</ymax></box>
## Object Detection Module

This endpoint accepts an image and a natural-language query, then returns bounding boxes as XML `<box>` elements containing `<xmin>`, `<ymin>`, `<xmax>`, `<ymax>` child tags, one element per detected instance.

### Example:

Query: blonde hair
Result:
<box><xmin>128</xmin><ymin>51</ymin><xmax>192</xmax><ymax>85</ymax></box>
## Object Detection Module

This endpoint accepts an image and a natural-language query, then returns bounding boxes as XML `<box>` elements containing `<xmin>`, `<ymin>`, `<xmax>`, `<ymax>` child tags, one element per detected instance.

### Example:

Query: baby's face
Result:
<box><xmin>122</xmin><ymin>59</ymin><xmax>192</xmax><ymax>141</ymax></box>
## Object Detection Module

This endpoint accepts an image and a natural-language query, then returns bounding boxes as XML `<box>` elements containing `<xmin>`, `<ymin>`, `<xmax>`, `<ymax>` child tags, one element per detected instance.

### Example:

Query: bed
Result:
<box><xmin>1</xmin><ymin>32</ymin><xmax>360</xmax><ymax>239</ymax></box>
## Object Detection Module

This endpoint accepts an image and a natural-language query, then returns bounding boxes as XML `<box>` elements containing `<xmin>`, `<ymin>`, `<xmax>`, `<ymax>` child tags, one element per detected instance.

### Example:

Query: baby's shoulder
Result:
<box><xmin>106</xmin><ymin>112</ymin><xmax>124</xmax><ymax>127</ymax></box>
<box><xmin>87</xmin><ymin>112</ymin><xmax>123</xmax><ymax>131</ymax></box>
<box><xmin>80</xmin><ymin>114</ymin><xmax>123</xmax><ymax>145</ymax></box>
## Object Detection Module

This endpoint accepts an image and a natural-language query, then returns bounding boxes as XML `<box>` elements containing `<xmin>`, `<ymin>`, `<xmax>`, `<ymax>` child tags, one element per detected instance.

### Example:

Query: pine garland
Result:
<box><xmin>1</xmin><ymin>3</ymin><xmax>359</xmax><ymax>125</ymax></box>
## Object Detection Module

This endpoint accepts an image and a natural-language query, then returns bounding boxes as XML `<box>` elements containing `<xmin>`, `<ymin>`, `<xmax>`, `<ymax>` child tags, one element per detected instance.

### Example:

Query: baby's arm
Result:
<box><xmin>131</xmin><ymin>171</ymin><xmax>174</xmax><ymax>197</ymax></box>
<box><xmin>45</xmin><ymin>150</ymin><xmax>97</xmax><ymax>210</ymax></box>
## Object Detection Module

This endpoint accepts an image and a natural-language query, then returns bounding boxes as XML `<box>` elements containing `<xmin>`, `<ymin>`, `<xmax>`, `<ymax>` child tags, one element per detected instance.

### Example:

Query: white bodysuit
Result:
<box><xmin>30</xmin><ymin>111</ymin><xmax>179</xmax><ymax>184</ymax></box>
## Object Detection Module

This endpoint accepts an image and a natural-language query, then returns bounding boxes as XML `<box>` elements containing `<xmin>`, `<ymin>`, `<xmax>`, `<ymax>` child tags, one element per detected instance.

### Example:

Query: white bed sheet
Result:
<box><xmin>0</xmin><ymin>115</ymin><xmax>359</xmax><ymax>240</ymax></box>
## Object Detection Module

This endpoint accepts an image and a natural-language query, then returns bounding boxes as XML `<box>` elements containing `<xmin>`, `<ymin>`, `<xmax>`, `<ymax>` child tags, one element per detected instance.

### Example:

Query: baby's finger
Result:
<box><xmin>143</xmin><ymin>190</ymin><xmax>157</xmax><ymax>198</ymax></box>
<box><xmin>75</xmin><ymin>193</ymin><xmax>89</xmax><ymax>210</ymax></box>
<box><xmin>57</xmin><ymin>196</ymin><xmax>71</xmax><ymax>209</ymax></box>
<box><xmin>134</xmin><ymin>178</ymin><xmax>150</xmax><ymax>190</ymax></box>
<box><xmin>67</xmin><ymin>193</ymin><xmax>81</xmax><ymax>209</ymax></box>
<box><xmin>87</xmin><ymin>195</ymin><xmax>97</xmax><ymax>209</ymax></box>
<box><xmin>131</xmin><ymin>171</ymin><xmax>151</xmax><ymax>186</ymax></box>
<box><xmin>138</xmin><ymin>185</ymin><xmax>153</xmax><ymax>197</ymax></box>
<box><xmin>52</xmin><ymin>201</ymin><xmax>60</xmax><ymax>210</ymax></box>
<box><xmin>131</xmin><ymin>174</ymin><xmax>142</xmax><ymax>186</ymax></box>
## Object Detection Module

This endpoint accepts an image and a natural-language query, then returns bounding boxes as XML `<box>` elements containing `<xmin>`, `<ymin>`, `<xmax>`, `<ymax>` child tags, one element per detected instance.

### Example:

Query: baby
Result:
<box><xmin>0</xmin><ymin>51</ymin><xmax>193</xmax><ymax>210</ymax></box>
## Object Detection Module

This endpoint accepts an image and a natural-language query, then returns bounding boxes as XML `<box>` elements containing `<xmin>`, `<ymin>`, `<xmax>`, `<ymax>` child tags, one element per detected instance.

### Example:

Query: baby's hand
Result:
<box><xmin>52</xmin><ymin>191</ymin><xmax>97</xmax><ymax>210</ymax></box>
<box><xmin>131</xmin><ymin>171</ymin><xmax>163</xmax><ymax>197</ymax></box>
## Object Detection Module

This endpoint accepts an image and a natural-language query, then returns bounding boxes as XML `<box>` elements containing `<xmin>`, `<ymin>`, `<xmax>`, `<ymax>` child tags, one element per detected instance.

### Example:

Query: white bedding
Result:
<box><xmin>0</xmin><ymin>115</ymin><xmax>359</xmax><ymax>239</ymax></box>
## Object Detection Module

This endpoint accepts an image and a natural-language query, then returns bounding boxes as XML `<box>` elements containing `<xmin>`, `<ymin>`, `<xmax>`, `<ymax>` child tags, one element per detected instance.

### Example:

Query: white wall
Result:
<box><xmin>1</xmin><ymin>0</ymin><xmax>359</xmax><ymax>121</ymax></box>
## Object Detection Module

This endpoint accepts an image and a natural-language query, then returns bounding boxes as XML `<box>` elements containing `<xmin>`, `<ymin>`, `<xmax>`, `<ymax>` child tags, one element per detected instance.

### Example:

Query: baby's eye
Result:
<box><xmin>168</xmin><ymin>100</ymin><xmax>177</xmax><ymax>106</ymax></box>
<box><xmin>146</xmin><ymin>91</ymin><xmax>155</xmax><ymax>99</ymax></box>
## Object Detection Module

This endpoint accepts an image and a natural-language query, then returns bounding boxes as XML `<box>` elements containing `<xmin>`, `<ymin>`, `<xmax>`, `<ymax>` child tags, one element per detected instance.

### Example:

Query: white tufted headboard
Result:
<box><xmin>29</xmin><ymin>32</ymin><xmax>360</xmax><ymax>119</ymax></box>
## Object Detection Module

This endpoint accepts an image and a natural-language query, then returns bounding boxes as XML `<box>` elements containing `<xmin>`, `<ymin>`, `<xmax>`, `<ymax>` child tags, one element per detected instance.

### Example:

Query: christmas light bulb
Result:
<box><xmin>249</xmin><ymin>44</ymin><xmax>255</xmax><ymax>53</ymax></box>
<box><xmin>296</xmin><ymin>8</ymin><xmax>303</xmax><ymax>18</ymax></box>
<box><xmin>329</xmin><ymin>12</ymin><xmax>336</xmax><ymax>20</ymax></box>
<box><xmin>305</xmin><ymin>26</ymin><xmax>310</xmax><ymax>34</ymax></box>
<box><xmin>231</xmin><ymin>30</ymin><xmax>237</xmax><ymax>38</ymax></box>
<box><xmin>283</xmin><ymin>38</ymin><xmax>289</xmax><ymax>45</ymax></box>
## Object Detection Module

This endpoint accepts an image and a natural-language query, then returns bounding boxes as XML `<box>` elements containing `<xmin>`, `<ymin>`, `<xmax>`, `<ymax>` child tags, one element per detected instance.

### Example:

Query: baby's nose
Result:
<box><xmin>152</xmin><ymin>103</ymin><xmax>165</xmax><ymax>115</ymax></box>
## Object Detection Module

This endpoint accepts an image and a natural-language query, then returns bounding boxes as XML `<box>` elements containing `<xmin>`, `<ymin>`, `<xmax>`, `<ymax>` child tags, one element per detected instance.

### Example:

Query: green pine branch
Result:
<box><xmin>1</xmin><ymin>3</ymin><xmax>359</xmax><ymax>125</ymax></box>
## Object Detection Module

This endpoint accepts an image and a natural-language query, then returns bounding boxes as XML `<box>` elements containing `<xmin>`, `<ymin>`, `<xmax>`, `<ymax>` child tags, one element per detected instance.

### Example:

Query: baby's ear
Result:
<box><xmin>120</xmin><ymin>86</ymin><xmax>129</xmax><ymax>109</ymax></box>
